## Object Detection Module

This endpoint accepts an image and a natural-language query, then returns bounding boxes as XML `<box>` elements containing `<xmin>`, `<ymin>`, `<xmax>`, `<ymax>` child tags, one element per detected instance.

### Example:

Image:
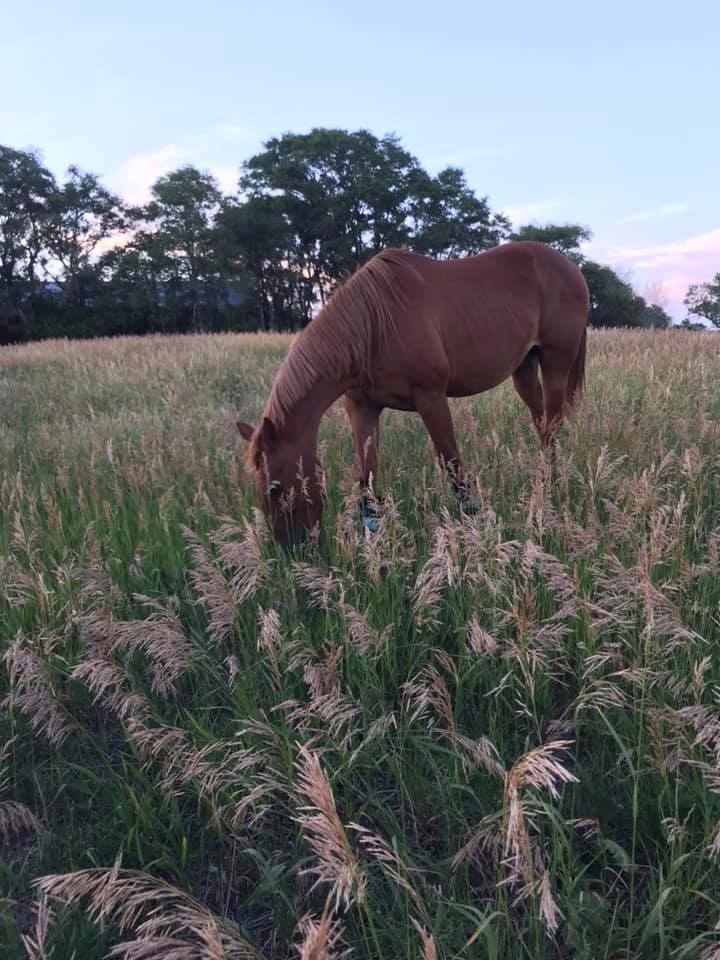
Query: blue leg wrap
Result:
<box><xmin>456</xmin><ymin>486</ymin><xmax>481</xmax><ymax>515</ymax></box>
<box><xmin>360</xmin><ymin>498</ymin><xmax>382</xmax><ymax>534</ymax></box>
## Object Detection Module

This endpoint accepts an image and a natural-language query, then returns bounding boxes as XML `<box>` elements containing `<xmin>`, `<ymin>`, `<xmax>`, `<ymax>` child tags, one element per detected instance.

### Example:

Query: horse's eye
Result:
<box><xmin>268</xmin><ymin>481</ymin><xmax>283</xmax><ymax>499</ymax></box>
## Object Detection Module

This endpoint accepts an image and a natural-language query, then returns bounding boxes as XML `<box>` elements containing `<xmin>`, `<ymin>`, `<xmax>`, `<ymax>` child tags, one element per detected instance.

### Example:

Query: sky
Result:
<box><xmin>3</xmin><ymin>0</ymin><xmax>719</xmax><ymax>319</ymax></box>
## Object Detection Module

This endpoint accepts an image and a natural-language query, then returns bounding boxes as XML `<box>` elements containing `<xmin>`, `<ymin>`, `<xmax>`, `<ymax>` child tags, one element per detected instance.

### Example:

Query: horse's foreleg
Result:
<box><xmin>414</xmin><ymin>391</ymin><xmax>475</xmax><ymax>508</ymax></box>
<box><xmin>345</xmin><ymin>393</ymin><xmax>382</xmax><ymax>490</ymax></box>
<box><xmin>344</xmin><ymin>393</ymin><xmax>383</xmax><ymax>529</ymax></box>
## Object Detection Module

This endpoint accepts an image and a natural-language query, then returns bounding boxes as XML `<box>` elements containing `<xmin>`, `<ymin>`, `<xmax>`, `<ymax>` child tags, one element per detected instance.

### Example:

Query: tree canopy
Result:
<box><xmin>0</xmin><ymin>131</ymin><xmax>688</xmax><ymax>344</ymax></box>
<box><xmin>684</xmin><ymin>273</ymin><xmax>720</xmax><ymax>328</ymax></box>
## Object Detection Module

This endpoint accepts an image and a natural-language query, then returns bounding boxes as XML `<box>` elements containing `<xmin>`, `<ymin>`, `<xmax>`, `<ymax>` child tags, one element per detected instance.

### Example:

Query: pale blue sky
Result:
<box><xmin>3</xmin><ymin>0</ymin><xmax>719</xmax><ymax>316</ymax></box>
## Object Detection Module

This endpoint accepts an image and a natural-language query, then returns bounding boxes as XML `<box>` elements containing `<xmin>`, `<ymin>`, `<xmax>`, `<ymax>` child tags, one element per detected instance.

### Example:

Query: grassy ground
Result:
<box><xmin>1</xmin><ymin>329</ymin><xmax>720</xmax><ymax>959</ymax></box>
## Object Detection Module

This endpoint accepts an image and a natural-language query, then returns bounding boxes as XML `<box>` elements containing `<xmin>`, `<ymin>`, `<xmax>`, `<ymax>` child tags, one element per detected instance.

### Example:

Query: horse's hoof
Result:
<box><xmin>460</xmin><ymin>497</ymin><xmax>481</xmax><ymax>515</ymax></box>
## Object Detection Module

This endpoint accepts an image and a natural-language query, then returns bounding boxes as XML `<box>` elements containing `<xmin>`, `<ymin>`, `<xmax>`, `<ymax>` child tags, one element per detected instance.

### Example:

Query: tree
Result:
<box><xmin>581</xmin><ymin>260</ymin><xmax>646</xmax><ymax>328</ymax></box>
<box><xmin>240</xmin><ymin>129</ymin><xmax>423</xmax><ymax>311</ymax></box>
<box><xmin>684</xmin><ymin>273</ymin><xmax>720</xmax><ymax>328</ymax></box>
<box><xmin>0</xmin><ymin>146</ymin><xmax>56</xmax><ymax>343</ymax></box>
<box><xmin>239</xmin><ymin>128</ymin><xmax>508</xmax><ymax>326</ymax></box>
<box><xmin>411</xmin><ymin>166</ymin><xmax>509</xmax><ymax>258</ymax></box>
<box><xmin>5</xmin><ymin>133</ymin><xmax>686</xmax><ymax>341</ymax></box>
<box><xmin>142</xmin><ymin>166</ymin><xmax>223</xmax><ymax>331</ymax></box>
<box><xmin>639</xmin><ymin>303</ymin><xmax>671</xmax><ymax>329</ymax></box>
<box><xmin>217</xmin><ymin>194</ymin><xmax>309</xmax><ymax>331</ymax></box>
<box><xmin>98</xmin><ymin>230</ymin><xmax>172</xmax><ymax>335</ymax></box>
<box><xmin>43</xmin><ymin>165</ymin><xmax>124</xmax><ymax>332</ymax></box>
<box><xmin>510</xmin><ymin>222</ymin><xmax>591</xmax><ymax>261</ymax></box>
<box><xmin>679</xmin><ymin>318</ymin><xmax>706</xmax><ymax>331</ymax></box>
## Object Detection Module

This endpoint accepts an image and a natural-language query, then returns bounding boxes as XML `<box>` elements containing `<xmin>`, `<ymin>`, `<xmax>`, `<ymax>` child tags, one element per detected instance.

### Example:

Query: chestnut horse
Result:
<box><xmin>237</xmin><ymin>241</ymin><xmax>589</xmax><ymax>546</ymax></box>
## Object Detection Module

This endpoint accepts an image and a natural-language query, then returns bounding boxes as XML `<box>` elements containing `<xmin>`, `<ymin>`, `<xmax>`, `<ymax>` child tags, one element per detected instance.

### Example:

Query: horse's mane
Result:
<box><xmin>246</xmin><ymin>249</ymin><xmax>422</xmax><ymax>466</ymax></box>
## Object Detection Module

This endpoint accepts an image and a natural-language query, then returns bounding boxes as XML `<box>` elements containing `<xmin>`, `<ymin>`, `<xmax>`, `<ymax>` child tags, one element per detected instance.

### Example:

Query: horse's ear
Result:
<box><xmin>259</xmin><ymin>417</ymin><xmax>278</xmax><ymax>448</ymax></box>
<box><xmin>236</xmin><ymin>421</ymin><xmax>256</xmax><ymax>442</ymax></box>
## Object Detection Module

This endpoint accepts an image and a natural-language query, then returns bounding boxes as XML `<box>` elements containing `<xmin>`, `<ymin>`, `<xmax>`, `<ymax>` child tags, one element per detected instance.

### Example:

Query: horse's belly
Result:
<box><xmin>446</xmin><ymin>375</ymin><xmax>503</xmax><ymax>398</ymax></box>
<box><xmin>437</xmin><ymin>303</ymin><xmax>537</xmax><ymax>394</ymax></box>
<box><xmin>362</xmin><ymin>376</ymin><xmax>418</xmax><ymax>411</ymax></box>
<box><xmin>364</xmin><ymin>324</ymin><xmax>535</xmax><ymax>407</ymax></box>
<box><xmin>446</xmin><ymin>344</ymin><xmax>532</xmax><ymax>397</ymax></box>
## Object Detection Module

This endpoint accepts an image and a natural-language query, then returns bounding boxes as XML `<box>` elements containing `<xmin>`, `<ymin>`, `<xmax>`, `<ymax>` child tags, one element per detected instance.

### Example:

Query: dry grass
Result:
<box><xmin>2</xmin><ymin>328</ymin><xmax>720</xmax><ymax>958</ymax></box>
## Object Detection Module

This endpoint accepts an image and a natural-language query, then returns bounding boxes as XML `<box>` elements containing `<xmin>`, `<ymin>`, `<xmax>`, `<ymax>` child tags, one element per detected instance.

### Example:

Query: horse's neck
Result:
<box><xmin>275</xmin><ymin>375</ymin><xmax>349</xmax><ymax>449</ymax></box>
<box><xmin>272</xmin><ymin>316</ymin><xmax>359</xmax><ymax>449</ymax></box>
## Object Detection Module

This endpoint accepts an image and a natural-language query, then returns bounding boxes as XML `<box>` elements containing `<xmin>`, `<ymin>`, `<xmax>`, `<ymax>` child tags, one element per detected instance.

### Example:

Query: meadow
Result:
<box><xmin>2</xmin><ymin>329</ymin><xmax>720</xmax><ymax>959</ymax></box>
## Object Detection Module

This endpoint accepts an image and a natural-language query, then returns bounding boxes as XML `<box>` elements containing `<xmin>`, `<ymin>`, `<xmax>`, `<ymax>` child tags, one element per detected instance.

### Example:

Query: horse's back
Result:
<box><xmin>400</xmin><ymin>244</ymin><xmax>584</xmax><ymax>394</ymax></box>
<box><xmin>379</xmin><ymin>242</ymin><xmax>587</xmax><ymax>329</ymax></box>
<box><xmin>361</xmin><ymin>244</ymin><xmax>588</xmax><ymax>402</ymax></box>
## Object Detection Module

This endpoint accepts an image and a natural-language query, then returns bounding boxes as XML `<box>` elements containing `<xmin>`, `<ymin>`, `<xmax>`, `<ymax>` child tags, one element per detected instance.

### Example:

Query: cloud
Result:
<box><xmin>422</xmin><ymin>143</ymin><xmax>521</xmax><ymax>174</ymax></box>
<box><xmin>110</xmin><ymin>145</ymin><xmax>187</xmax><ymax>204</ymax></box>
<box><xmin>215</xmin><ymin>122</ymin><xmax>257</xmax><ymax>144</ymax></box>
<box><xmin>213</xmin><ymin>163</ymin><xmax>240</xmax><ymax>194</ymax></box>
<box><xmin>615</xmin><ymin>202</ymin><xmax>687</xmax><ymax>225</ymax></box>
<box><xmin>605</xmin><ymin>227</ymin><xmax>720</xmax><ymax>319</ymax></box>
<box><xmin>503</xmin><ymin>199</ymin><xmax>564</xmax><ymax>225</ymax></box>
<box><xmin>92</xmin><ymin>233</ymin><xmax>128</xmax><ymax>257</ymax></box>
<box><xmin>110</xmin><ymin>146</ymin><xmax>240</xmax><ymax>204</ymax></box>
<box><xmin>607</xmin><ymin>227</ymin><xmax>720</xmax><ymax>269</ymax></box>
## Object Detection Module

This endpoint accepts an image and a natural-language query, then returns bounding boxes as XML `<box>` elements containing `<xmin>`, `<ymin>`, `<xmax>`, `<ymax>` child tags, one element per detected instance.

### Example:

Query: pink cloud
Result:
<box><xmin>608</xmin><ymin>228</ymin><xmax>720</xmax><ymax>269</ymax></box>
<box><xmin>603</xmin><ymin>228</ymin><xmax>720</xmax><ymax>319</ymax></box>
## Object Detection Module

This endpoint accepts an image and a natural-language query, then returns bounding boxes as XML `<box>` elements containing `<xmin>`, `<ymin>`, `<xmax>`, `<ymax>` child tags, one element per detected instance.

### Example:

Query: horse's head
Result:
<box><xmin>237</xmin><ymin>418</ymin><xmax>325</xmax><ymax>548</ymax></box>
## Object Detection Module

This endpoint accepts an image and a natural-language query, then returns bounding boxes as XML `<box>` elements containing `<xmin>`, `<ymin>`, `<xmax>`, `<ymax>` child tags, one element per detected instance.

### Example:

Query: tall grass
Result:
<box><xmin>1</xmin><ymin>329</ymin><xmax>720</xmax><ymax>958</ymax></box>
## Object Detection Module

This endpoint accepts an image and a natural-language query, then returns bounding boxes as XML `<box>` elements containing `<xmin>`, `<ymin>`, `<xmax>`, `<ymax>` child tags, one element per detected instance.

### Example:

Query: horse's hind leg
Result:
<box><xmin>537</xmin><ymin>346</ymin><xmax>574</xmax><ymax>478</ymax></box>
<box><xmin>512</xmin><ymin>350</ymin><xmax>544</xmax><ymax>438</ymax></box>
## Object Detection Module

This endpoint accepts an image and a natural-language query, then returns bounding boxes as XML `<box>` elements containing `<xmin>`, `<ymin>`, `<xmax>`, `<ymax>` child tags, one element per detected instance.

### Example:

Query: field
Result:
<box><xmin>2</xmin><ymin>329</ymin><xmax>720</xmax><ymax>959</ymax></box>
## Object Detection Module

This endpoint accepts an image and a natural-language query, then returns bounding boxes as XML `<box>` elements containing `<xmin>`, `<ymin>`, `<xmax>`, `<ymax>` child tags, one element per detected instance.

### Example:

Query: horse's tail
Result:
<box><xmin>565</xmin><ymin>326</ymin><xmax>587</xmax><ymax>410</ymax></box>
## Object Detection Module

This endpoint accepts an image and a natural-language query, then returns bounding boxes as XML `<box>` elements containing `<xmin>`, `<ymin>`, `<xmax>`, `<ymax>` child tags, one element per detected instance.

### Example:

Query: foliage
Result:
<box><xmin>0</xmin><ymin>146</ymin><xmax>55</xmax><ymax>343</ymax></box>
<box><xmin>230</xmin><ymin>128</ymin><xmax>508</xmax><ymax>328</ymax></box>
<box><xmin>509</xmin><ymin>222</ymin><xmax>591</xmax><ymax>260</ymax></box>
<box><xmin>639</xmin><ymin>302</ymin><xmax>672</xmax><ymax>329</ymax></box>
<box><xmin>0</xmin><ymin>134</ymin><xmax>679</xmax><ymax>340</ymax></box>
<box><xmin>678</xmin><ymin>317</ymin><xmax>706</xmax><ymax>331</ymax></box>
<box><xmin>684</xmin><ymin>273</ymin><xmax>720</xmax><ymax>328</ymax></box>
<box><xmin>41</xmin><ymin>166</ymin><xmax>125</xmax><ymax>336</ymax></box>
<box><xmin>581</xmin><ymin>260</ymin><xmax>647</xmax><ymax>328</ymax></box>
<box><xmin>141</xmin><ymin>166</ymin><xmax>225</xmax><ymax>332</ymax></box>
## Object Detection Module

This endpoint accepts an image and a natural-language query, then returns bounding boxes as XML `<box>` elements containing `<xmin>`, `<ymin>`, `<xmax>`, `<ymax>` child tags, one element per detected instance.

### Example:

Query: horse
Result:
<box><xmin>237</xmin><ymin>241</ymin><xmax>589</xmax><ymax>547</ymax></box>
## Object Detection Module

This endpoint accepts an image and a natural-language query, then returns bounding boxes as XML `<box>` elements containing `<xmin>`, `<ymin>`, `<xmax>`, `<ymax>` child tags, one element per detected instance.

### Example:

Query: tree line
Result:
<box><xmin>2</xmin><ymin>127</ymin><xmax>714</xmax><ymax>345</ymax></box>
